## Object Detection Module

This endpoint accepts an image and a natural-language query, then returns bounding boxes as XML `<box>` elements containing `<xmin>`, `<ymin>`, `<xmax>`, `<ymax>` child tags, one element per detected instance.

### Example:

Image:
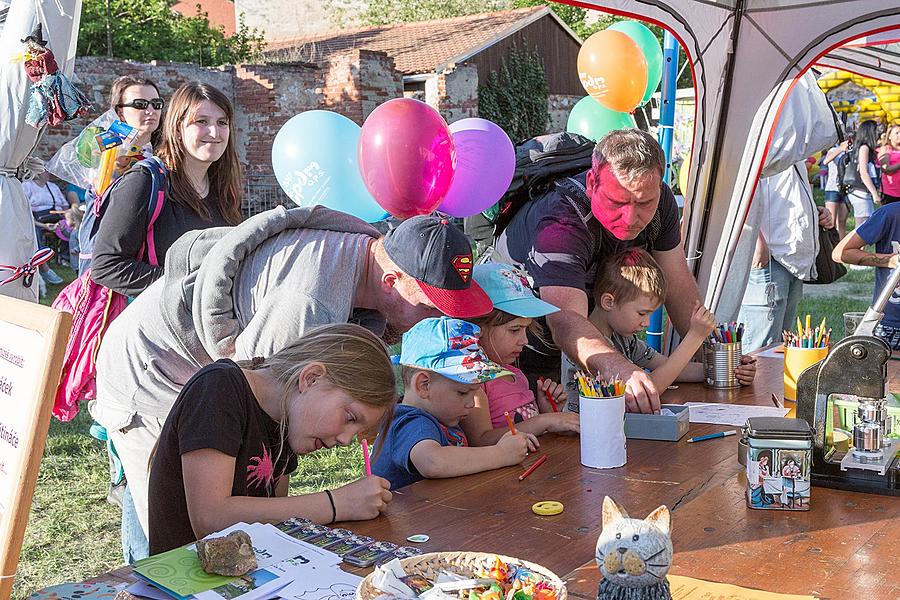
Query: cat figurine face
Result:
<box><xmin>595</xmin><ymin>497</ymin><xmax>673</xmax><ymax>589</ymax></box>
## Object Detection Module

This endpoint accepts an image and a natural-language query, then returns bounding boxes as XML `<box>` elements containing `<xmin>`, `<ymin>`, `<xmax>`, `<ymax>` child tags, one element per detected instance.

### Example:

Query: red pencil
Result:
<box><xmin>537</xmin><ymin>377</ymin><xmax>559</xmax><ymax>413</ymax></box>
<box><xmin>518</xmin><ymin>455</ymin><xmax>548</xmax><ymax>481</ymax></box>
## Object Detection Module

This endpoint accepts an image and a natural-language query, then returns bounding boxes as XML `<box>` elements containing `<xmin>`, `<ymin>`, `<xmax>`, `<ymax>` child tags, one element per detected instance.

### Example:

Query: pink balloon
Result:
<box><xmin>437</xmin><ymin>118</ymin><xmax>515</xmax><ymax>218</ymax></box>
<box><xmin>358</xmin><ymin>98</ymin><xmax>456</xmax><ymax>219</ymax></box>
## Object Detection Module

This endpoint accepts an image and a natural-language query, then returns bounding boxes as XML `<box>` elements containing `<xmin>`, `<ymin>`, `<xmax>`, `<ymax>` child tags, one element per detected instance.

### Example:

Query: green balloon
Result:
<box><xmin>566</xmin><ymin>96</ymin><xmax>636</xmax><ymax>141</ymax></box>
<box><xmin>609</xmin><ymin>21</ymin><xmax>663</xmax><ymax>105</ymax></box>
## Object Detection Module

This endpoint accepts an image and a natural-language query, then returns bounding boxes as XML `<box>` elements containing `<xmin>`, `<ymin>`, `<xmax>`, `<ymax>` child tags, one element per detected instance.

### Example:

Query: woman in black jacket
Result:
<box><xmin>91</xmin><ymin>82</ymin><xmax>243</xmax><ymax>296</ymax></box>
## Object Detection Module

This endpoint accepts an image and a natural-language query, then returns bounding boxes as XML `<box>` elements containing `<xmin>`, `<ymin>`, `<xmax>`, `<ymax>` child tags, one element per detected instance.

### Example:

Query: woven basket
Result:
<box><xmin>356</xmin><ymin>551</ymin><xmax>567</xmax><ymax>600</ymax></box>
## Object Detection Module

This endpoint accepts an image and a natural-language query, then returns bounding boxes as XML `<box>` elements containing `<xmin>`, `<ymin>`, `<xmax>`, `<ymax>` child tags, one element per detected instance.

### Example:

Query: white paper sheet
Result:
<box><xmin>276</xmin><ymin>565</ymin><xmax>362</xmax><ymax>600</ymax></box>
<box><xmin>579</xmin><ymin>395</ymin><xmax>626</xmax><ymax>468</ymax></box>
<box><xmin>684</xmin><ymin>402</ymin><xmax>789</xmax><ymax>426</ymax></box>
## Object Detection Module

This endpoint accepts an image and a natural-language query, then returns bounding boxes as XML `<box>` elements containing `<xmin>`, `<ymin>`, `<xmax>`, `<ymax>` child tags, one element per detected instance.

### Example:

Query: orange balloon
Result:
<box><xmin>577</xmin><ymin>30</ymin><xmax>648</xmax><ymax>113</ymax></box>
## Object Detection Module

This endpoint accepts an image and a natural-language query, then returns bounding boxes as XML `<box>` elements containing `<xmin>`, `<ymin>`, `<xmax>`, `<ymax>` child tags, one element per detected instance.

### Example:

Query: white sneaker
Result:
<box><xmin>38</xmin><ymin>274</ymin><xmax>47</xmax><ymax>298</ymax></box>
<box><xmin>43</xmin><ymin>268</ymin><xmax>63</xmax><ymax>284</ymax></box>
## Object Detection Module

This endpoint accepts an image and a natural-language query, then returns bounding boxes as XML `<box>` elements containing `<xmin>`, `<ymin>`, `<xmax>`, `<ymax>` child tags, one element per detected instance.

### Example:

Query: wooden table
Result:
<box><xmin>82</xmin><ymin>353</ymin><xmax>900</xmax><ymax>599</ymax></box>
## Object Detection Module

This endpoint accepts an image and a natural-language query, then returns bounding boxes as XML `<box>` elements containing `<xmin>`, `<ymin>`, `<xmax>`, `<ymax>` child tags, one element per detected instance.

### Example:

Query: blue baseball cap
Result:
<box><xmin>398</xmin><ymin>317</ymin><xmax>513</xmax><ymax>384</ymax></box>
<box><xmin>472</xmin><ymin>263</ymin><xmax>559</xmax><ymax>318</ymax></box>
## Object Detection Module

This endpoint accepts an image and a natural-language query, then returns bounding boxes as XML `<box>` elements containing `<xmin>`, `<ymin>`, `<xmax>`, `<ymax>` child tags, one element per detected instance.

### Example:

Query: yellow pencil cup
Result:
<box><xmin>783</xmin><ymin>346</ymin><xmax>828</xmax><ymax>401</ymax></box>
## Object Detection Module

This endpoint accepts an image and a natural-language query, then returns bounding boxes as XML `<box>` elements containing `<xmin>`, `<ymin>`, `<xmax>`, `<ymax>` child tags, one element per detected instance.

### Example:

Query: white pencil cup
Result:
<box><xmin>579</xmin><ymin>394</ymin><xmax>627</xmax><ymax>469</ymax></box>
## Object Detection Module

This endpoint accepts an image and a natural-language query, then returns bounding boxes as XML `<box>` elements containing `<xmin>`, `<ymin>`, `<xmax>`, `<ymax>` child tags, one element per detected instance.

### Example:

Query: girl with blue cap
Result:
<box><xmin>462</xmin><ymin>263</ymin><xmax>580</xmax><ymax>447</ymax></box>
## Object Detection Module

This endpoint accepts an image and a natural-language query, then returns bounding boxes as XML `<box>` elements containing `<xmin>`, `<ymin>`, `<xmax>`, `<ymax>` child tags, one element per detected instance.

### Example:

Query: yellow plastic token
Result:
<box><xmin>532</xmin><ymin>501</ymin><xmax>564</xmax><ymax>516</ymax></box>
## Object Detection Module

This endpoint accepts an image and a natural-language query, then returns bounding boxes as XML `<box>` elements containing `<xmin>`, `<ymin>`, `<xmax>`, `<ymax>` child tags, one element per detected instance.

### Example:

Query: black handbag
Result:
<box><xmin>807</xmin><ymin>225</ymin><xmax>847</xmax><ymax>285</ymax></box>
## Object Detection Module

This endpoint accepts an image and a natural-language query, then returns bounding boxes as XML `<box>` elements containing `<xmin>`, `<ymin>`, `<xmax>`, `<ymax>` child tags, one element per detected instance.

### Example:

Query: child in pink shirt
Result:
<box><xmin>461</xmin><ymin>263</ymin><xmax>579</xmax><ymax>447</ymax></box>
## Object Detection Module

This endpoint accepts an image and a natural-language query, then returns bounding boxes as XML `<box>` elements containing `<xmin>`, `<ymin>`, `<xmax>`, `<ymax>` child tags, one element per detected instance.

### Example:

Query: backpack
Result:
<box><xmin>465</xmin><ymin>132</ymin><xmax>595</xmax><ymax>250</ymax></box>
<box><xmin>51</xmin><ymin>157</ymin><xmax>167</xmax><ymax>421</ymax></box>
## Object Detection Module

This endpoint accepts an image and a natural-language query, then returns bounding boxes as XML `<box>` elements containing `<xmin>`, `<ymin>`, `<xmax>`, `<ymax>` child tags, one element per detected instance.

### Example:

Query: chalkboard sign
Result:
<box><xmin>0</xmin><ymin>297</ymin><xmax>71</xmax><ymax>600</ymax></box>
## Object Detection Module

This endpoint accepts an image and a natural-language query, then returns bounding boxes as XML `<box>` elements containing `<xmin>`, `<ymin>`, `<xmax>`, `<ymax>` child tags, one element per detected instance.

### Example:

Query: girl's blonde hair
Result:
<box><xmin>236</xmin><ymin>324</ymin><xmax>398</xmax><ymax>461</ymax></box>
<box><xmin>157</xmin><ymin>82</ymin><xmax>243</xmax><ymax>226</ymax></box>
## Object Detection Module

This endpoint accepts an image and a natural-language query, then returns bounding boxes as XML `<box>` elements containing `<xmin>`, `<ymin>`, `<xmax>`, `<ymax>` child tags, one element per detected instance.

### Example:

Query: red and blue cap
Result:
<box><xmin>383</xmin><ymin>216</ymin><xmax>492</xmax><ymax>318</ymax></box>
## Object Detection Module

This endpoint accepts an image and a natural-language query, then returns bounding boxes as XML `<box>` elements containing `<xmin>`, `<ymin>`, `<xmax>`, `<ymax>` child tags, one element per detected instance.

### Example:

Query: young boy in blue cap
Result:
<box><xmin>372</xmin><ymin>316</ymin><xmax>535</xmax><ymax>490</ymax></box>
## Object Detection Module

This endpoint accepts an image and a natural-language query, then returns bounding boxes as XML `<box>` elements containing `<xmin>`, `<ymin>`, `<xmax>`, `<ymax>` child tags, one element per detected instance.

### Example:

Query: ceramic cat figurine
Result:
<box><xmin>595</xmin><ymin>497</ymin><xmax>673</xmax><ymax>600</ymax></box>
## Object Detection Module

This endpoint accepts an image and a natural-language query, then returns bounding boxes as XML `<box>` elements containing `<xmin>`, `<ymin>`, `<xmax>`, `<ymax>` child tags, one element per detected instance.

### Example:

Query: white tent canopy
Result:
<box><xmin>565</xmin><ymin>0</ymin><xmax>900</xmax><ymax>320</ymax></box>
<box><xmin>0</xmin><ymin>0</ymin><xmax>82</xmax><ymax>302</ymax></box>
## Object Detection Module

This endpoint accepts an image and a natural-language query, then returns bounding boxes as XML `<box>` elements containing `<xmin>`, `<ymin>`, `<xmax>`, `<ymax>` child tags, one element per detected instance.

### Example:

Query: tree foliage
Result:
<box><xmin>478</xmin><ymin>46</ymin><xmax>548</xmax><ymax>143</ymax></box>
<box><xmin>327</xmin><ymin>0</ymin><xmax>504</xmax><ymax>28</ymax></box>
<box><xmin>78</xmin><ymin>0</ymin><xmax>265</xmax><ymax>66</ymax></box>
<box><xmin>336</xmin><ymin>0</ymin><xmax>693</xmax><ymax>89</ymax></box>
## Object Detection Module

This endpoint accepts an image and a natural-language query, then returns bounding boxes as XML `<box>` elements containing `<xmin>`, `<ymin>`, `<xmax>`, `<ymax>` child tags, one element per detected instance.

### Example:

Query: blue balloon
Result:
<box><xmin>272</xmin><ymin>110</ymin><xmax>388</xmax><ymax>222</ymax></box>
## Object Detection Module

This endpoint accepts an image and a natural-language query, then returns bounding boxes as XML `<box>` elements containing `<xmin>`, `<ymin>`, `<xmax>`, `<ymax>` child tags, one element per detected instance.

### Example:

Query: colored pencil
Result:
<box><xmin>518</xmin><ymin>455</ymin><xmax>548</xmax><ymax>481</ymax></box>
<box><xmin>537</xmin><ymin>377</ymin><xmax>559</xmax><ymax>413</ymax></box>
<box><xmin>707</xmin><ymin>322</ymin><xmax>744</xmax><ymax>344</ymax></box>
<box><xmin>771</xmin><ymin>393</ymin><xmax>783</xmax><ymax>409</ymax></box>
<box><xmin>361</xmin><ymin>438</ymin><xmax>372</xmax><ymax>477</ymax></box>
<box><xmin>504</xmin><ymin>411</ymin><xmax>517</xmax><ymax>435</ymax></box>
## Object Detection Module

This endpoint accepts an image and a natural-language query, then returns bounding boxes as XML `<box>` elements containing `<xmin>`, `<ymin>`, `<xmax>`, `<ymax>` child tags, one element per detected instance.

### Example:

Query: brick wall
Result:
<box><xmin>356</xmin><ymin>51</ymin><xmax>404</xmax><ymax>121</ymax></box>
<box><xmin>233</xmin><ymin>62</ymin><xmax>324</xmax><ymax>184</ymax></box>
<box><xmin>426</xmin><ymin>63</ymin><xmax>479</xmax><ymax>124</ymax></box>
<box><xmin>547</xmin><ymin>93</ymin><xmax>581</xmax><ymax>133</ymax></box>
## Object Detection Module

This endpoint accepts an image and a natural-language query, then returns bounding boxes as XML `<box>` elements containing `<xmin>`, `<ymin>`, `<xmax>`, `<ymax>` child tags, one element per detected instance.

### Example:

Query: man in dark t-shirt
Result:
<box><xmin>495</xmin><ymin>129</ymin><xmax>701</xmax><ymax>413</ymax></box>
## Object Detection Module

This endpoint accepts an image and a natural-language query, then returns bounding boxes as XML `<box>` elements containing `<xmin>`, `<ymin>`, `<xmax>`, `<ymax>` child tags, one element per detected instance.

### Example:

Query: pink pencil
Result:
<box><xmin>362</xmin><ymin>438</ymin><xmax>372</xmax><ymax>477</ymax></box>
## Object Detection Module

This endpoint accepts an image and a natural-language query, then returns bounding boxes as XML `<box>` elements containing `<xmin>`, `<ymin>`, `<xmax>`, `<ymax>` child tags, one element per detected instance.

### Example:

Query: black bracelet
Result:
<box><xmin>324</xmin><ymin>489</ymin><xmax>336</xmax><ymax>524</ymax></box>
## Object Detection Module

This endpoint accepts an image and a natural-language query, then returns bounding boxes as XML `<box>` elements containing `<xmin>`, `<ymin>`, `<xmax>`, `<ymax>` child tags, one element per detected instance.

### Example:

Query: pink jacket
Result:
<box><xmin>51</xmin><ymin>273</ymin><xmax>127</xmax><ymax>421</ymax></box>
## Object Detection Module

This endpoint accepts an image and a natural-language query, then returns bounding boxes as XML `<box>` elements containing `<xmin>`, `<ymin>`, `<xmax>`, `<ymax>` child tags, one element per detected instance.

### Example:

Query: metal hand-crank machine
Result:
<box><xmin>795</xmin><ymin>264</ymin><xmax>900</xmax><ymax>495</ymax></box>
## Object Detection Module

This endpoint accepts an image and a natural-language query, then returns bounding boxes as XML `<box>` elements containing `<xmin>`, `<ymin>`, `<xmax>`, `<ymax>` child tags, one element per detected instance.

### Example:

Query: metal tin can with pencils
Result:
<box><xmin>703</xmin><ymin>340</ymin><xmax>742</xmax><ymax>389</ymax></box>
<box><xmin>744</xmin><ymin>417</ymin><xmax>813</xmax><ymax>511</ymax></box>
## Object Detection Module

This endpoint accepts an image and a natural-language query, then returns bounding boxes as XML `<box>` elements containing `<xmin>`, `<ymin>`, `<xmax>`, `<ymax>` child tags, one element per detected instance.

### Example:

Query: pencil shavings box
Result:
<box><xmin>624</xmin><ymin>404</ymin><xmax>690</xmax><ymax>441</ymax></box>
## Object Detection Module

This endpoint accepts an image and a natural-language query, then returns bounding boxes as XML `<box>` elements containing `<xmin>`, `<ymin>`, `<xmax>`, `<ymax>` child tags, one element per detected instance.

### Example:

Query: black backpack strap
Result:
<box><xmin>555</xmin><ymin>176</ymin><xmax>595</xmax><ymax>246</ymax></box>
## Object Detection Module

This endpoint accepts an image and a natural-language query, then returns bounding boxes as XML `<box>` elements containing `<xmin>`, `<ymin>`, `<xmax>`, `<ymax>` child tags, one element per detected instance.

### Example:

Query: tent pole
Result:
<box><xmin>648</xmin><ymin>31</ymin><xmax>680</xmax><ymax>352</ymax></box>
<box><xmin>691</xmin><ymin>0</ymin><xmax>745</xmax><ymax>282</ymax></box>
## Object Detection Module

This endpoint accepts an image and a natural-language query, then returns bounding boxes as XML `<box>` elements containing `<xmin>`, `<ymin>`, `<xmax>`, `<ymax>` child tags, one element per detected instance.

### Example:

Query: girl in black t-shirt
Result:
<box><xmin>148</xmin><ymin>324</ymin><xmax>397</xmax><ymax>554</ymax></box>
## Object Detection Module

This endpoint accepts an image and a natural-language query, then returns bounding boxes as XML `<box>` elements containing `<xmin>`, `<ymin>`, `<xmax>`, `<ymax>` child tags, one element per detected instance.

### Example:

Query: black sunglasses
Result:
<box><xmin>118</xmin><ymin>98</ymin><xmax>165</xmax><ymax>110</ymax></box>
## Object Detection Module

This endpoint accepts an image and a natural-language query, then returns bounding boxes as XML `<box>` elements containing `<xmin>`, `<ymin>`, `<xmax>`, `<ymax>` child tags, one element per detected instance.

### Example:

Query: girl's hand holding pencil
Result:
<box><xmin>330</xmin><ymin>475</ymin><xmax>393</xmax><ymax>521</ymax></box>
<box><xmin>536</xmin><ymin>377</ymin><xmax>566</xmax><ymax>413</ymax></box>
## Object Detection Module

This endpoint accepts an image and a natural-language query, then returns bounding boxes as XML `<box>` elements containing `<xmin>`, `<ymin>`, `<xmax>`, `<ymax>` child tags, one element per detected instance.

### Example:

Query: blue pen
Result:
<box><xmin>686</xmin><ymin>430</ymin><xmax>737</xmax><ymax>443</ymax></box>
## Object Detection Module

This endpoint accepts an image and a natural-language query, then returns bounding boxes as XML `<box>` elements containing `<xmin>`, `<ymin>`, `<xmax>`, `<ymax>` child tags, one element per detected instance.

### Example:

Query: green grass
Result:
<box><xmin>796</xmin><ymin>294</ymin><xmax>871</xmax><ymax>340</ymax></box>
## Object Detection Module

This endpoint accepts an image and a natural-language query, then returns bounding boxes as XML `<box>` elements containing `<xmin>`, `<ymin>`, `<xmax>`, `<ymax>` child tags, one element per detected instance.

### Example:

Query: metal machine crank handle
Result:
<box><xmin>855</xmin><ymin>261</ymin><xmax>900</xmax><ymax>337</ymax></box>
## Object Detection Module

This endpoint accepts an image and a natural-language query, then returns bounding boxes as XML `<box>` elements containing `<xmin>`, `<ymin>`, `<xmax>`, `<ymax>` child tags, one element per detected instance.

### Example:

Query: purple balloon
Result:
<box><xmin>358</xmin><ymin>98</ymin><xmax>456</xmax><ymax>219</ymax></box>
<box><xmin>437</xmin><ymin>118</ymin><xmax>515</xmax><ymax>218</ymax></box>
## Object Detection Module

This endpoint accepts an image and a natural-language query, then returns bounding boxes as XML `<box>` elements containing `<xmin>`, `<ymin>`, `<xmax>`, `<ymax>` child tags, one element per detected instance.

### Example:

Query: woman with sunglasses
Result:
<box><xmin>90</xmin><ymin>82</ymin><xmax>243</xmax><ymax>297</ymax></box>
<box><xmin>53</xmin><ymin>76</ymin><xmax>165</xmax><ymax>274</ymax></box>
<box><xmin>89</xmin><ymin>82</ymin><xmax>243</xmax><ymax>563</ymax></box>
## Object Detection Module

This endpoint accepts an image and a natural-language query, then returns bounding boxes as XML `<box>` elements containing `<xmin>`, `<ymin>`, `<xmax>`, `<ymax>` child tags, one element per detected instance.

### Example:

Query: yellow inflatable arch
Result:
<box><xmin>818</xmin><ymin>71</ymin><xmax>900</xmax><ymax>124</ymax></box>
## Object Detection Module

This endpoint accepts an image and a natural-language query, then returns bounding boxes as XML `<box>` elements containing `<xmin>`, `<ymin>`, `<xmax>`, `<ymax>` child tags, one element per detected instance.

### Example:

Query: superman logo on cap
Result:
<box><xmin>451</xmin><ymin>254</ymin><xmax>473</xmax><ymax>283</ymax></box>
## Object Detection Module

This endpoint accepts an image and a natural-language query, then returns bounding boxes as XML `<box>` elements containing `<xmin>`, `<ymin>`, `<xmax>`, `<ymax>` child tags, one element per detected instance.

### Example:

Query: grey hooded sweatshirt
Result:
<box><xmin>91</xmin><ymin>205</ymin><xmax>381</xmax><ymax>427</ymax></box>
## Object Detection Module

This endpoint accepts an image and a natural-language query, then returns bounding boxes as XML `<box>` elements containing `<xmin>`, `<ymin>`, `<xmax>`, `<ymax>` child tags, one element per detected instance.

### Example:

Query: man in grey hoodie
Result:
<box><xmin>90</xmin><ymin>206</ymin><xmax>491</xmax><ymax>554</ymax></box>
